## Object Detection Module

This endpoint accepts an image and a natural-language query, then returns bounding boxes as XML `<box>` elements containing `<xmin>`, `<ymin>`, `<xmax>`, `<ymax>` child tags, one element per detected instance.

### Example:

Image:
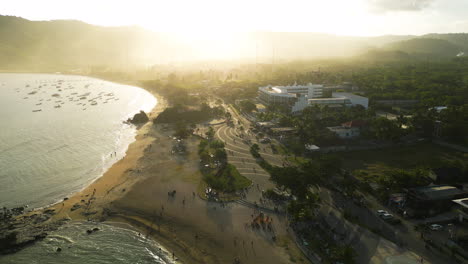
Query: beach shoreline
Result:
<box><xmin>3</xmin><ymin>75</ymin><xmax>307</xmax><ymax>264</ymax></box>
<box><xmin>30</xmin><ymin>78</ymin><xmax>202</xmax><ymax>263</ymax></box>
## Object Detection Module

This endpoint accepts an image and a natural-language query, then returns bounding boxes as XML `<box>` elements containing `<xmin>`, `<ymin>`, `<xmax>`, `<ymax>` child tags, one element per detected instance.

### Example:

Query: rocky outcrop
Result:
<box><xmin>0</xmin><ymin>208</ymin><xmax>65</xmax><ymax>255</ymax></box>
<box><xmin>127</xmin><ymin>110</ymin><xmax>149</xmax><ymax>124</ymax></box>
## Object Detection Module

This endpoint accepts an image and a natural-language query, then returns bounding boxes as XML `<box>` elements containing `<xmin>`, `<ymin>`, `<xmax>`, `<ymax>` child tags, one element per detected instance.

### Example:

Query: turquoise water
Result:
<box><xmin>0</xmin><ymin>73</ymin><xmax>156</xmax><ymax>209</ymax></box>
<box><xmin>0</xmin><ymin>222</ymin><xmax>174</xmax><ymax>264</ymax></box>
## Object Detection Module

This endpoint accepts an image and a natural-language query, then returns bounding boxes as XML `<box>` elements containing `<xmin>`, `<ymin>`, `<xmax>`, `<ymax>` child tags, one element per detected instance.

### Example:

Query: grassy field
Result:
<box><xmin>335</xmin><ymin>143</ymin><xmax>467</xmax><ymax>179</ymax></box>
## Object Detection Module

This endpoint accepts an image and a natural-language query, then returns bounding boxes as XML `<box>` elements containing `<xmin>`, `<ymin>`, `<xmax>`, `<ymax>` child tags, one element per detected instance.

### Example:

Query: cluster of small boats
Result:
<box><xmin>15</xmin><ymin>79</ymin><xmax>121</xmax><ymax>113</ymax></box>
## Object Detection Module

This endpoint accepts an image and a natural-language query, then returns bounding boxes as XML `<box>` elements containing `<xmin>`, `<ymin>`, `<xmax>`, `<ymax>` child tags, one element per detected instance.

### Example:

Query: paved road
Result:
<box><xmin>321</xmin><ymin>187</ymin><xmax>462</xmax><ymax>264</ymax></box>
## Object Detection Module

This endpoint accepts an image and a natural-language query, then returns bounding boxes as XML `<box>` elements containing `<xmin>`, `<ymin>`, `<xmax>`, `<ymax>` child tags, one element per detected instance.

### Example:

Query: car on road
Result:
<box><xmin>260</xmin><ymin>137</ymin><xmax>271</xmax><ymax>143</ymax></box>
<box><xmin>430</xmin><ymin>224</ymin><xmax>443</xmax><ymax>231</ymax></box>
<box><xmin>380</xmin><ymin>213</ymin><xmax>394</xmax><ymax>220</ymax></box>
<box><xmin>377</xmin><ymin>210</ymin><xmax>388</xmax><ymax>216</ymax></box>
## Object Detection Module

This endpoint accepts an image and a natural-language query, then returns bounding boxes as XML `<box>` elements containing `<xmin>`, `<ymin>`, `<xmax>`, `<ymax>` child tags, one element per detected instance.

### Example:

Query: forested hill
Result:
<box><xmin>383</xmin><ymin>38</ymin><xmax>465</xmax><ymax>57</ymax></box>
<box><xmin>1</xmin><ymin>15</ymin><xmax>468</xmax><ymax>71</ymax></box>
<box><xmin>0</xmin><ymin>15</ymin><xmax>179</xmax><ymax>71</ymax></box>
<box><xmin>422</xmin><ymin>33</ymin><xmax>468</xmax><ymax>50</ymax></box>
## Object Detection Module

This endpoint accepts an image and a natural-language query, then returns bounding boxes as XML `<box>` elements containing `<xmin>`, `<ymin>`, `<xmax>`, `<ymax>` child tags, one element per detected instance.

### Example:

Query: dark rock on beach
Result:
<box><xmin>0</xmin><ymin>207</ymin><xmax>67</xmax><ymax>255</ymax></box>
<box><xmin>127</xmin><ymin>110</ymin><xmax>149</xmax><ymax>124</ymax></box>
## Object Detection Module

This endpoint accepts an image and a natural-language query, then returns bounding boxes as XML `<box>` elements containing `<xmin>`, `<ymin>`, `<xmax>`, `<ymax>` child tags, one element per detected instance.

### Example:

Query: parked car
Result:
<box><xmin>260</xmin><ymin>137</ymin><xmax>271</xmax><ymax>144</ymax></box>
<box><xmin>377</xmin><ymin>210</ymin><xmax>388</xmax><ymax>216</ymax></box>
<box><xmin>430</xmin><ymin>224</ymin><xmax>443</xmax><ymax>231</ymax></box>
<box><xmin>381</xmin><ymin>213</ymin><xmax>394</xmax><ymax>220</ymax></box>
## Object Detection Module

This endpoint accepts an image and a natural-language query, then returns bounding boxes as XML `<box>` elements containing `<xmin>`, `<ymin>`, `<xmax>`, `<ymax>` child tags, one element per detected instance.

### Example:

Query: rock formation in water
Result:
<box><xmin>127</xmin><ymin>110</ymin><xmax>149</xmax><ymax>124</ymax></box>
<box><xmin>0</xmin><ymin>208</ymin><xmax>65</xmax><ymax>255</ymax></box>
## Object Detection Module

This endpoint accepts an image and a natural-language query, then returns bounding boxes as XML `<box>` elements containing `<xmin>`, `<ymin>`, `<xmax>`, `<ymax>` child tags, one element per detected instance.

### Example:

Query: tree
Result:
<box><xmin>239</xmin><ymin>100</ymin><xmax>257</xmax><ymax>113</ymax></box>
<box><xmin>174</xmin><ymin>122</ymin><xmax>191</xmax><ymax>139</ymax></box>
<box><xmin>205</xmin><ymin>127</ymin><xmax>215</xmax><ymax>139</ymax></box>
<box><xmin>214</xmin><ymin>148</ymin><xmax>227</xmax><ymax>162</ymax></box>
<box><xmin>250</xmin><ymin>144</ymin><xmax>261</xmax><ymax>158</ymax></box>
<box><xmin>368</xmin><ymin>117</ymin><xmax>404</xmax><ymax>141</ymax></box>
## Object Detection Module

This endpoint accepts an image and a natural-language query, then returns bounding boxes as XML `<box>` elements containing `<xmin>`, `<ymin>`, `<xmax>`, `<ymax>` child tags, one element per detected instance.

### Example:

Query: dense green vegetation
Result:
<box><xmin>203</xmin><ymin>164</ymin><xmax>251</xmax><ymax>193</ymax></box>
<box><xmin>237</xmin><ymin>100</ymin><xmax>257</xmax><ymax>113</ymax></box>
<box><xmin>253</xmin><ymin>147</ymin><xmax>341</xmax><ymax>221</ymax></box>
<box><xmin>337</xmin><ymin>143</ymin><xmax>468</xmax><ymax>200</ymax></box>
<box><xmin>154</xmin><ymin>103</ymin><xmax>224</xmax><ymax>124</ymax></box>
<box><xmin>384</xmin><ymin>38</ymin><xmax>463</xmax><ymax>57</ymax></box>
<box><xmin>198</xmin><ymin>139</ymin><xmax>251</xmax><ymax>193</ymax></box>
<box><xmin>0</xmin><ymin>15</ymin><xmax>175</xmax><ymax>70</ymax></box>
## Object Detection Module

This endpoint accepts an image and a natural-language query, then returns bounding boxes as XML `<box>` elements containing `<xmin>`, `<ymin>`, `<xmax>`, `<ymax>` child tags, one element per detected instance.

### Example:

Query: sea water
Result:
<box><xmin>0</xmin><ymin>73</ymin><xmax>156</xmax><ymax>209</ymax></box>
<box><xmin>0</xmin><ymin>222</ymin><xmax>174</xmax><ymax>264</ymax></box>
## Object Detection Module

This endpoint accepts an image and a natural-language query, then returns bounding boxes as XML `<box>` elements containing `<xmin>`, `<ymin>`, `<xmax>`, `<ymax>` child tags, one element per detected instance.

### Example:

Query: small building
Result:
<box><xmin>305</xmin><ymin>144</ymin><xmax>320</xmax><ymax>152</ymax></box>
<box><xmin>270</xmin><ymin>127</ymin><xmax>297</xmax><ymax>135</ymax></box>
<box><xmin>430</xmin><ymin>167</ymin><xmax>464</xmax><ymax>185</ymax></box>
<box><xmin>327</xmin><ymin>126</ymin><xmax>360</xmax><ymax>139</ymax></box>
<box><xmin>331</xmin><ymin>92</ymin><xmax>369</xmax><ymax>109</ymax></box>
<box><xmin>255</xmin><ymin>121</ymin><xmax>276</xmax><ymax>129</ymax></box>
<box><xmin>256</xmin><ymin>103</ymin><xmax>267</xmax><ymax>113</ymax></box>
<box><xmin>406</xmin><ymin>185</ymin><xmax>468</xmax><ymax>217</ymax></box>
<box><xmin>452</xmin><ymin>198</ymin><xmax>468</xmax><ymax>222</ymax></box>
<box><xmin>327</xmin><ymin>120</ymin><xmax>367</xmax><ymax>139</ymax></box>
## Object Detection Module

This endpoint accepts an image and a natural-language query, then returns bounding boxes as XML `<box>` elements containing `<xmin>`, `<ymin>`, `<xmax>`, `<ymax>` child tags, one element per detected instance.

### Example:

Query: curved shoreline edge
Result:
<box><xmin>1</xmin><ymin>76</ymin><xmax>197</xmax><ymax>263</ymax></box>
<box><xmin>41</xmin><ymin>80</ymin><xmax>198</xmax><ymax>263</ymax></box>
<box><xmin>4</xmin><ymin>75</ymin><xmax>308</xmax><ymax>264</ymax></box>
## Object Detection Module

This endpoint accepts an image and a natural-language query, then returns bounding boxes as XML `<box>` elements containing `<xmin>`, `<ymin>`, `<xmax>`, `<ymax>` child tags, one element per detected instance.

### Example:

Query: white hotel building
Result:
<box><xmin>258</xmin><ymin>84</ymin><xmax>368</xmax><ymax>113</ymax></box>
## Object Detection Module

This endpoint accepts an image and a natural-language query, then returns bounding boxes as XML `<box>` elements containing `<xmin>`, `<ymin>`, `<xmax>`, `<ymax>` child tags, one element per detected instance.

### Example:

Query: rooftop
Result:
<box><xmin>342</xmin><ymin>120</ymin><xmax>367</xmax><ymax>128</ymax></box>
<box><xmin>410</xmin><ymin>185</ymin><xmax>466</xmax><ymax>200</ymax></box>
<box><xmin>270</xmin><ymin>127</ymin><xmax>297</xmax><ymax>133</ymax></box>
<box><xmin>453</xmin><ymin>198</ymin><xmax>468</xmax><ymax>209</ymax></box>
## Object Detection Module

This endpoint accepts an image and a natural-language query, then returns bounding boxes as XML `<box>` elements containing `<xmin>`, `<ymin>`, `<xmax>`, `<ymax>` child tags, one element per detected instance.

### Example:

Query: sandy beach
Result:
<box><xmin>25</xmin><ymin>83</ymin><xmax>308</xmax><ymax>264</ymax></box>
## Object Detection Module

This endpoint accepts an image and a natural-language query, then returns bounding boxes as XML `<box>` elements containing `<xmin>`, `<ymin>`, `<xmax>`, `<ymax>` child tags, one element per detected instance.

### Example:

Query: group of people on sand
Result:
<box><xmin>247</xmin><ymin>212</ymin><xmax>274</xmax><ymax>233</ymax></box>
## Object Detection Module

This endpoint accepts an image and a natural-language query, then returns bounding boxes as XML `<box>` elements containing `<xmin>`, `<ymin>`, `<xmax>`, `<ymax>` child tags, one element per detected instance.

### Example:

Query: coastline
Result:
<box><xmin>4</xmin><ymin>75</ymin><xmax>307</xmax><ymax>264</ymax></box>
<box><xmin>0</xmin><ymin>73</ymin><xmax>195</xmax><ymax>262</ymax></box>
<box><xmin>35</xmin><ymin>79</ymin><xmax>201</xmax><ymax>263</ymax></box>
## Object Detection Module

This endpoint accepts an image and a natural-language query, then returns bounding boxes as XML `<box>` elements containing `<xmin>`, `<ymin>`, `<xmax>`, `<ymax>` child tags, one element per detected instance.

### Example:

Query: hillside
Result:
<box><xmin>1</xmin><ymin>15</ymin><xmax>468</xmax><ymax>70</ymax></box>
<box><xmin>0</xmin><ymin>15</ymin><xmax>178</xmax><ymax>71</ymax></box>
<box><xmin>422</xmin><ymin>33</ymin><xmax>468</xmax><ymax>49</ymax></box>
<box><xmin>383</xmin><ymin>38</ymin><xmax>465</xmax><ymax>57</ymax></box>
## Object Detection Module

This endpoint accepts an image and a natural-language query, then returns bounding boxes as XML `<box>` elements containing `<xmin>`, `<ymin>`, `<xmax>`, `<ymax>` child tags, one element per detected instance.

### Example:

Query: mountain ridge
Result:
<box><xmin>1</xmin><ymin>15</ymin><xmax>467</xmax><ymax>70</ymax></box>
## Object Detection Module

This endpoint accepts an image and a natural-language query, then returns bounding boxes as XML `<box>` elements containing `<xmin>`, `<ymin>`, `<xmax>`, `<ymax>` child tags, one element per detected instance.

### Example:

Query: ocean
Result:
<box><xmin>0</xmin><ymin>73</ymin><xmax>173</xmax><ymax>263</ymax></box>
<box><xmin>0</xmin><ymin>73</ymin><xmax>156</xmax><ymax>210</ymax></box>
<box><xmin>0</xmin><ymin>221</ymin><xmax>174</xmax><ymax>264</ymax></box>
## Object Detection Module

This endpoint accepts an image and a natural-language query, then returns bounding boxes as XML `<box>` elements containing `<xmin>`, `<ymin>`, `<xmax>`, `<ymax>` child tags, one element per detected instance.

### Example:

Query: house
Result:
<box><xmin>256</xmin><ymin>103</ymin><xmax>267</xmax><ymax>113</ymax></box>
<box><xmin>406</xmin><ymin>185</ymin><xmax>468</xmax><ymax>217</ymax></box>
<box><xmin>327</xmin><ymin>120</ymin><xmax>367</xmax><ymax>139</ymax></box>
<box><xmin>430</xmin><ymin>167</ymin><xmax>464</xmax><ymax>185</ymax></box>
<box><xmin>452</xmin><ymin>198</ymin><xmax>468</xmax><ymax>222</ymax></box>
<box><xmin>305</xmin><ymin>144</ymin><xmax>320</xmax><ymax>152</ymax></box>
<box><xmin>255</xmin><ymin>121</ymin><xmax>276</xmax><ymax>130</ymax></box>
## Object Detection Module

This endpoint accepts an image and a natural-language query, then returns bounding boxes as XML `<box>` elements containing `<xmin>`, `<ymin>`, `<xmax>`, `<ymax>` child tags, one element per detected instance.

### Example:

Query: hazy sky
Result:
<box><xmin>2</xmin><ymin>0</ymin><xmax>468</xmax><ymax>36</ymax></box>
